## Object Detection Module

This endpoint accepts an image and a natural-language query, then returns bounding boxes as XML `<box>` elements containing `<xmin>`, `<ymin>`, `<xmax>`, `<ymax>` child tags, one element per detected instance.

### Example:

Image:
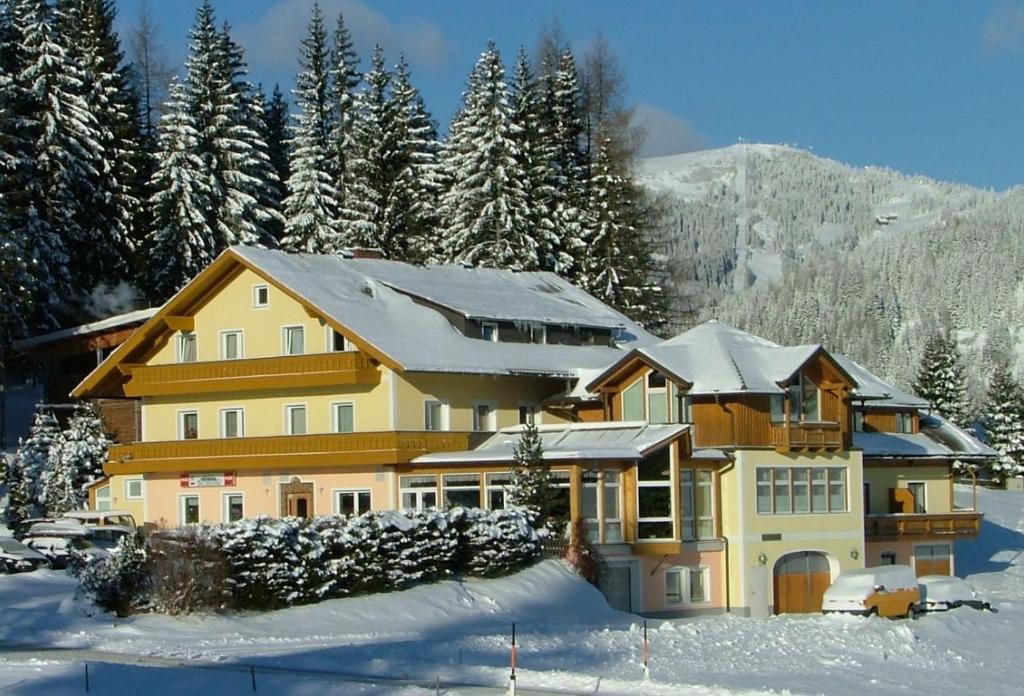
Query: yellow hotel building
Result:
<box><xmin>73</xmin><ymin>247</ymin><xmax>991</xmax><ymax>617</ymax></box>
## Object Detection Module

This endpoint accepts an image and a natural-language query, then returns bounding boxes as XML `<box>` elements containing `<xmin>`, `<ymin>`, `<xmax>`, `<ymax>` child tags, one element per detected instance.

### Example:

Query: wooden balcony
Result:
<box><xmin>106</xmin><ymin>431</ymin><xmax>474</xmax><ymax>474</ymax></box>
<box><xmin>771</xmin><ymin>421</ymin><xmax>843</xmax><ymax>452</ymax></box>
<box><xmin>864</xmin><ymin>512</ymin><xmax>983</xmax><ymax>541</ymax></box>
<box><xmin>120</xmin><ymin>352</ymin><xmax>380</xmax><ymax>397</ymax></box>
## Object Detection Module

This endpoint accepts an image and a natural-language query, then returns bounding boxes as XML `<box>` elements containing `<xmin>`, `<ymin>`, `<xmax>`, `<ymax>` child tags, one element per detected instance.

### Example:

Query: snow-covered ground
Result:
<box><xmin>2</xmin><ymin>485</ymin><xmax>1023</xmax><ymax>695</ymax></box>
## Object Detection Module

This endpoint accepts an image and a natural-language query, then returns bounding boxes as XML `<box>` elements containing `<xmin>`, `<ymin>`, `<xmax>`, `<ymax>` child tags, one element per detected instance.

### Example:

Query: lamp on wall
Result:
<box><xmin>850</xmin><ymin>548</ymin><xmax>860</xmax><ymax>560</ymax></box>
<box><xmin>757</xmin><ymin>552</ymin><xmax>768</xmax><ymax>565</ymax></box>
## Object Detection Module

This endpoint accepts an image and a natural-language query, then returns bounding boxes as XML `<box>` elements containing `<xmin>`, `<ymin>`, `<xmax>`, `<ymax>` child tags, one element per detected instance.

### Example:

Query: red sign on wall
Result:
<box><xmin>179</xmin><ymin>472</ymin><xmax>237</xmax><ymax>488</ymax></box>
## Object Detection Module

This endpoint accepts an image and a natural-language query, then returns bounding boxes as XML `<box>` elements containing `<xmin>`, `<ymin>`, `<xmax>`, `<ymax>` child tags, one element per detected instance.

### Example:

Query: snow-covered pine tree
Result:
<box><xmin>346</xmin><ymin>45</ymin><xmax>393</xmax><ymax>251</ymax></box>
<box><xmin>327</xmin><ymin>12</ymin><xmax>361</xmax><ymax>243</ymax></box>
<box><xmin>40</xmin><ymin>404</ymin><xmax>111</xmax><ymax>515</ymax></box>
<box><xmin>507</xmin><ymin>422</ymin><xmax>556</xmax><ymax>529</ymax></box>
<box><xmin>439</xmin><ymin>43</ymin><xmax>535</xmax><ymax>269</ymax></box>
<box><xmin>282</xmin><ymin>4</ymin><xmax>341</xmax><ymax>253</ymax></box>
<box><xmin>983</xmin><ymin>362</ymin><xmax>1024</xmax><ymax>478</ymax></box>
<box><xmin>5</xmin><ymin>408</ymin><xmax>61</xmax><ymax>522</ymax></box>
<box><xmin>387</xmin><ymin>56</ymin><xmax>441</xmax><ymax>264</ymax></box>
<box><xmin>913</xmin><ymin>333</ymin><xmax>971</xmax><ymax>428</ymax></box>
<box><xmin>264</xmin><ymin>83</ymin><xmax>290</xmax><ymax>243</ymax></box>
<box><xmin>145</xmin><ymin>77</ymin><xmax>216</xmax><ymax>299</ymax></box>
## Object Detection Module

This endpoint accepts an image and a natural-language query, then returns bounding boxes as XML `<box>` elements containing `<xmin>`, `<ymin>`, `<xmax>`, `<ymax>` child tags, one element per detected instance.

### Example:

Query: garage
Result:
<box><xmin>773</xmin><ymin>551</ymin><xmax>832</xmax><ymax>614</ymax></box>
<box><xmin>914</xmin><ymin>543</ymin><xmax>951</xmax><ymax>576</ymax></box>
<box><xmin>598</xmin><ymin>565</ymin><xmax>633</xmax><ymax>612</ymax></box>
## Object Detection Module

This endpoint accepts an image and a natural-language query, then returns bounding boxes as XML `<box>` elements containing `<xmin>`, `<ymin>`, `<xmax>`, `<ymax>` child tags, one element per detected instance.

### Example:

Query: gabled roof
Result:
<box><xmin>12</xmin><ymin>307</ymin><xmax>157</xmax><ymax>352</ymax></box>
<box><xmin>833</xmin><ymin>354</ymin><xmax>928</xmax><ymax>408</ymax></box>
<box><xmin>856</xmin><ymin>411</ymin><xmax>996</xmax><ymax>461</ymax></box>
<box><xmin>74</xmin><ymin>247</ymin><xmax>657</xmax><ymax>397</ymax></box>
<box><xmin>412</xmin><ymin>421</ymin><xmax>688</xmax><ymax>465</ymax></box>
<box><xmin>587</xmin><ymin>321</ymin><xmax>855</xmax><ymax>395</ymax></box>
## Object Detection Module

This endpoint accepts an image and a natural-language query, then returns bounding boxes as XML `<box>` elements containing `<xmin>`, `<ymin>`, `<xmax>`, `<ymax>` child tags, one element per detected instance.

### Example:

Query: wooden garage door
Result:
<box><xmin>774</xmin><ymin>552</ymin><xmax>831</xmax><ymax>614</ymax></box>
<box><xmin>914</xmin><ymin>544</ymin><xmax>951</xmax><ymax>576</ymax></box>
<box><xmin>598</xmin><ymin>565</ymin><xmax>632</xmax><ymax>612</ymax></box>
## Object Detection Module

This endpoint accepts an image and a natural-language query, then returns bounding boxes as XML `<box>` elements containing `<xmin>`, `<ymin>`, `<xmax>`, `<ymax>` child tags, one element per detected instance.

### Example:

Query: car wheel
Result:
<box><xmin>908</xmin><ymin>604</ymin><xmax>920</xmax><ymax>620</ymax></box>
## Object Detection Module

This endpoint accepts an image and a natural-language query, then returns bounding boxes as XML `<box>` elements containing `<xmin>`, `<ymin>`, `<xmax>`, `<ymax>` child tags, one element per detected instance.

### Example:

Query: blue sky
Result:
<box><xmin>114</xmin><ymin>0</ymin><xmax>1024</xmax><ymax>190</ymax></box>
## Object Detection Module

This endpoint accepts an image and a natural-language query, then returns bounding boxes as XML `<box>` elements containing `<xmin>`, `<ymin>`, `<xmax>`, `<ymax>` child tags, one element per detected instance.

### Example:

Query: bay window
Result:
<box><xmin>637</xmin><ymin>447</ymin><xmax>673</xmax><ymax>539</ymax></box>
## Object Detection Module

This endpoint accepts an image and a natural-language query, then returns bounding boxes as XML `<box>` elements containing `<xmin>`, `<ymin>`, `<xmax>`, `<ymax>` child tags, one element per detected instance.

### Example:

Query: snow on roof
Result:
<box><xmin>12</xmin><ymin>307</ymin><xmax>157</xmax><ymax>352</ymax></box>
<box><xmin>233</xmin><ymin>246</ymin><xmax>656</xmax><ymax>378</ymax></box>
<box><xmin>856</xmin><ymin>412</ymin><xmax>995</xmax><ymax>461</ymax></box>
<box><xmin>624</xmin><ymin>321</ymin><xmax>826</xmax><ymax>395</ymax></box>
<box><xmin>833</xmin><ymin>354</ymin><xmax>928</xmax><ymax>408</ymax></box>
<box><xmin>413</xmin><ymin>421</ymin><xmax>687</xmax><ymax>465</ymax></box>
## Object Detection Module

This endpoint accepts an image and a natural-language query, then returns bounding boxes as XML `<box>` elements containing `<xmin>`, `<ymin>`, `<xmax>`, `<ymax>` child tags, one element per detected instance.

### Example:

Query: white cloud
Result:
<box><xmin>235</xmin><ymin>0</ymin><xmax>451</xmax><ymax>76</ymax></box>
<box><xmin>632</xmin><ymin>103</ymin><xmax>708</xmax><ymax>158</ymax></box>
<box><xmin>982</xmin><ymin>2</ymin><xmax>1024</xmax><ymax>54</ymax></box>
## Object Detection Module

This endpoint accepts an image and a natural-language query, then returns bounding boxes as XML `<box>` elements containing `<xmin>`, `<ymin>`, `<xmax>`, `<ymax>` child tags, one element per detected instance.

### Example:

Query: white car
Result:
<box><xmin>918</xmin><ymin>575</ymin><xmax>991</xmax><ymax>612</ymax></box>
<box><xmin>0</xmin><ymin>537</ymin><xmax>50</xmax><ymax>573</ymax></box>
<box><xmin>23</xmin><ymin>523</ymin><xmax>111</xmax><ymax>569</ymax></box>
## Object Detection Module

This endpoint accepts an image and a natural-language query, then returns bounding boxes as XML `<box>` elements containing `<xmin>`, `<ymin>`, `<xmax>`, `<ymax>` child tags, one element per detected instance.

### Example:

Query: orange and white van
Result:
<box><xmin>821</xmin><ymin>565</ymin><xmax>921</xmax><ymax>618</ymax></box>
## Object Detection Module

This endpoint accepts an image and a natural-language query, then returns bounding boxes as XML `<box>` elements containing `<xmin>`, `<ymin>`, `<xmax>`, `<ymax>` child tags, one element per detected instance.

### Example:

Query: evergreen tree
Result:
<box><xmin>40</xmin><ymin>404</ymin><xmax>110</xmax><ymax>515</ymax></box>
<box><xmin>4</xmin><ymin>408</ymin><xmax>61</xmax><ymax>522</ymax></box>
<box><xmin>507</xmin><ymin>422</ymin><xmax>556</xmax><ymax>529</ymax></box>
<box><xmin>346</xmin><ymin>45</ymin><xmax>393</xmax><ymax>250</ymax></box>
<box><xmin>281</xmin><ymin>4</ymin><xmax>341</xmax><ymax>253</ymax></box>
<box><xmin>913</xmin><ymin>333</ymin><xmax>971</xmax><ymax>428</ymax></box>
<box><xmin>327</xmin><ymin>11</ymin><xmax>361</xmax><ymax>240</ymax></box>
<box><xmin>983</xmin><ymin>362</ymin><xmax>1024</xmax><ymax>478</ymax></box>
<box><xmin>439</xmin><ymin>43</ymin><xmax>534</xmax><ymax>269</ymax></box>
<box><xmin>265</xmin><ymin>83</ymin><xmax>290</xmax><ymax>242</ymax></box>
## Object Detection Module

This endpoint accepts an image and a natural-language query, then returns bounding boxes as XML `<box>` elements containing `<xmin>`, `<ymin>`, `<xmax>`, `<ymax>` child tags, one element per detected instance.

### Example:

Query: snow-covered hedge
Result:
<box><xmin>75</xmin><ymin>507</ymin><xmax>540</xmax><ymax>613</ymax></box>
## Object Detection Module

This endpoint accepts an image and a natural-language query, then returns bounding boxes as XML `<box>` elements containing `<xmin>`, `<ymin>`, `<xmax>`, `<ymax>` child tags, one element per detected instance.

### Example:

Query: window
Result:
<box><xmin>282</xmin><ymin>325</ymin><xmax>305</xmax><ymax>355</ymax></box>
<box><xmin>680</xmin><ymin>469</ymin><xmax>714</xmax><ymax>540</ymax></box>
<box><xmin>674</xmin><ymin>386</ymin><xmax>693</xmax><ymax>424</ymax></box>
<box><xmin>853</xmin><ymin>411</ymin><xmax>865</xmax><ymax>432</ymax></box>
<box><xmin>637</xmin><ymin>447</ymin><xmax>673</xmax><ymax>539</ymax></box>
<box><xmin>329</xmin><ymin>329</ymin><xmax>354</xmax><ymax>352</ymax></box>
<box><xmin>481</xmin><ymin>322</ymin><xmax>498</xmax><ymax>342</ymax></box>
<box><xmin>179</xmin><ymin>410</ymin><xmax>198</xmax><ymax>440</ymax></box>
<box><xmin>800</xmin><ymin>374</ymin><xmax>820</xmax><ymax>420</ymax></box>
<box><xmin>332</xmin><ymin>402</ymin><xmax>354</xmax><ymax>433</ymax></box>
<box><xmin>907</xmin><ymin>481</ymin><xmax>926</xmax><ymax>513</ymax></box>
<box><xmin>770</xmin><ymin>395</ymin><xmax>785</xmax><ymax>423</ymax></box>
<box><xmin>253</xmin><ymin>284</ymin><xmax>269</xmax><ymax>308</ymax></box>
<box><xmin>400</xmin><ymin>475</ymin><xmax>438</xmax><ymax>510</ymax></box>
<box><xmin>622</xmin><ymin>380</ymin><xmax>644</xmax><ymax>421</ymax></box>
<box><xmin>647</xmin><ymin>372</ymin><xmax>669</xmax><ymax>424</ymax></box>
<box><xmin>472</xmin><ymin>402</ymin><xmax>496</xmax><ymax>432</ymax></box>
<box><xmin>95</xmin><ymin>485</ymin><xmax>111</xmax><ymax>512</ymax></box>
<box><xmin>443</xmin><ymin>473</ymin><xmax>481</xmax><ymax>508</ymax></box>
<box><xmin>124</xmin><ymin>478</ymin><xmax>143</xmax><ymax>501</ymax></box>
<box><xmin>177</xmin><ymin>331</ymin><xmax>197</xmax><ymax>363</ymax></box>
<box><xmin>220</xmin><ymin>330</ymin><xmax>243</xmax><ymax>360</ymax></box>
<box><xmin>581</xmin><ymin>469</ymin><xmax>623</xmax><ymax>543</ymax></box>
<box><xmin>424</xmin><ymin>400</ymin><xmax>448</xmax><ymax>431</ymax></box>
<box><xmin>777</xmin><ymin>374</ymin><xmax>820</xmax><ymax>422</ymax></box>
<box><xmin>756</xmin><ymin>466</ymin><xmax>848</xmax><ymax>514</ymax></box>
<box><xmin>518</xmin><ymin>404</ymin><xmax>537</xmax><ymax>425</ymax></box>
<box><xmin>549</xmin><ymin>471</ymin><xmax>571</xmax><ymax>524</ymax></box>
<box><xmin>485</xmin><ymin>473</ymin><xmax>512</xmax><ymax>510</ymax></box>
<box><xmin>880</xmin><ymin>551</ymin><xmax>897</xmax><ymax>566</ymax></box>
<box><xmin>220</xmin><ymin>408</ymin><xmax>244</xmax><ymax>438</ymax></box>
<box><xmin>223</xmin><ymin>494</ymin><xmax>244</xmax><ymax>522</ymax></box>
<box><xmin>285</xmin><ymin>404</ymin><xmax>307</xmax><ymax>435</ymax></box>
<box><xmin>529</xmin><ymin>324</ymin><xmax>546</xmax><ymax>344</ymax></box>
<box><xmin>334</xmin><ymin>490</ymin><xmax>371</xmax><ymax>516</ymax></box>
<box><xmin>666</xmin><ymin>567</ymin><xmax>710</xmax><ymax>605</ymax></box>
<box><xmin>181</xmin><ymin>495</ymin><xmax>200</xmax><ymax>525</ymax></box>
<box><xmin>896</xmin><ymin>412</ymin><xmax>913</xmax><ymax>434</ymax></box>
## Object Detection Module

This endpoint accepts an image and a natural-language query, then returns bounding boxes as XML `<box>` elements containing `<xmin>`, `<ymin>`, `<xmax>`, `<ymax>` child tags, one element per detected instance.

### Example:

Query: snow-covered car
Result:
<box><xmin>918</xmin><ymin>575</ymin><xmax>991</xmax><ymax>612</ymax></box>
<box><xmin>822</xmin><ymin>565</ymin><xmax>921</xmax><ymax>618</ymax></box>
<box><xmin>61</xmin><ymin>510</ymin><xmax>137</xmax><ymax>529</ymax></box>
<box><xmin>23</xmin><ymin>523</ymin><xmax>111</xmax><ymax>569</ymax></box>
<box><xmin>0</xmin><ymin>537</ymin><xmax>50</xmax><ymax>573</ymax></box>
<box><xmin>86</xmin><ymin>525</ymin><xmax>137</xmax><ymax>552</ymax></box>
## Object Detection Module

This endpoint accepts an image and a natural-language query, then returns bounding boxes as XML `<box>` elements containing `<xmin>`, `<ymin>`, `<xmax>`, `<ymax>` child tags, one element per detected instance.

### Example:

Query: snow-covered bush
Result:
<box><xmin>72</xmin><ymin>534</ymin><xmax>148</xmax><ymax>616</ymax></box>
<box><xmin>460</xmin><ymin>507</ymin><xmax>542</xmax><ymax>577</ymax></box>
<box><xmin>147</xmin><ymin>528</ymin><xmax>229</xmax><ymax>614</ymax></box>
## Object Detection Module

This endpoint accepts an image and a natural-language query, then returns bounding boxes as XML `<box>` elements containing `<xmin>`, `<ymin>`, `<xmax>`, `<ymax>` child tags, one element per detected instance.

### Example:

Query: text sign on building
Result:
<box><xmin>179</xmin><ymin>472</ymin><xmax>237</xmax><ymax>488</ymax></box>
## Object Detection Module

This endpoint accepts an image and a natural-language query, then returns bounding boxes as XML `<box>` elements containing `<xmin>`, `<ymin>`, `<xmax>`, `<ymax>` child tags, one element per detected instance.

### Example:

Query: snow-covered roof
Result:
<box><xmin>12</xmin><ymin>307</ymin><xmax>156</xmax><ymax>352</ymax></box>
<box><xmin>588</xmin><ymin>321</ymin><xmax>845</xmax><ymax>395</ymax></box>
<box><xmin>413</xmin><ymin>421</ymin><xmax>687</xmax><ymax>465</ymax></box>
<box><xmin>232</xmin><ymin>246</ymin><xmax>657</xmax><ymax>378</ymax></box>
<box><xmin>855</xmin><ymin>412</ymin><xmax>996</xmax><ymax>461</ymax></box>
<box><xmin>833</xmin><ymin>354</ymin><xmax>928</xmax><ymax>408</ymax></box>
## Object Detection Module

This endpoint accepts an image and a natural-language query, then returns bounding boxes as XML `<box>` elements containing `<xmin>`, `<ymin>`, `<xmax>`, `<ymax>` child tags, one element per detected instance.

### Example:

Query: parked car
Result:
<box><xmin>86</xmin><ymin>525</ymin><xmax>137</xmax><ymax>552</ymax></box>
<box><xmin>918</xmin><ymin>575</ymin><xmax>991</xmax><ymax>612</ymax></box>
<box><xmin>61</xmin><ymin>510</ymin><xmax>137</xmax><ymax>529</ymax></box>
<box><xmin>822</xmin><ymin>565</ymin><xmax>922</xmax><ymax>618</ymax></box>
<box><xmin>0</xmin><ymin>537</ymin><xmax>50</xmax><ymax>573</ymax></box>
<box><xmin>23</xmin><ymin>523</ymin><xmax>111</xmax><ymax>570</ymax></box>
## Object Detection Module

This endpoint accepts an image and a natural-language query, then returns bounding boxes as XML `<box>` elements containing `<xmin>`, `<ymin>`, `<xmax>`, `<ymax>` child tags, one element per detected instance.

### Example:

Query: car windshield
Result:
<box><xmin>107</xmin><ymin>516</ymin><xmax>135</xmax><ymax>527</ymax></box>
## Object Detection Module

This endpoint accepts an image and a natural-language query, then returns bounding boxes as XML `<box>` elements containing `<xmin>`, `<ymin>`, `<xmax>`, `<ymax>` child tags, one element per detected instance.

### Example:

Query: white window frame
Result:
<box><xmin>284</xmin><ymin>403</ymin><xmax>308</xmax><ymax>435</ymax></box>
<box><xmin>252</xmin><ymin>284</ymin><xmax>269</xmax><ymax>309</ymax></box>
<box><xmin>665</xmin><ymin>566</ymin><xmax>711</xmax><ymax>606</ymax></box>
<box><xmin>897</xmin><ymin>412</ymin><xmax>913</xmax><ymax>434</ymax></box>
<box><xmin>222</xmin><ymin>492</ymin><xmax>244</xmax><ymax>523</ymax></box>
<box><xmin>636</xmin><ymin>446</ymin><xmax>675</xmax><ymax>541</ymax></box>
<box><xmin>219</xmin><ymin>329</ymin><xmax>244</xmax><ymax>360</ymax></box>
<box><xmin>400</xmin><ymin>475</ymin><xmax>439</xmax><ymax>510</ymax></box>
<box><xmin>219</xmin><ymin>407</ymin><xmax>245</xmax><ymax>438</ymax></box>
<box><xmin>907</xmin><ymin>480</ymin><xmax>927</xmax><ymax>514</ymax></box>
<box><xmin>282</xmin><ymin>324</ymin><xmax>305</xmax><ymax>356</ymax></box>
<box><xmin>331</xmin><ymin>401</ymin><xmax>356</xmax><ymax>433</ymax></box>
<box><xmin>529</xmin><ymin>323</ymin><xmax>547</xmax><ymax>344</ymax></box>
<box><xmin>442</xmin><ymin>473</ymin><xmax>483</xmax><ymax>508</ymax></box>
<box><xmin>179</xmin><ymin>494</ymin><xmax>200</xmax><ymax>525</ymax></box>
<box><xmin>472</xmin><ymin>401</ymin><xmax>497</xmax><ymax>432</ymax></box>
<box><xmin>123</xmin><ymin>477</ymin><xmax>143</xmax><ymax>501</ymax></box>
<box><xmin>518</xmin><ymin>403</ymin><xmax>537</xmax><ymax>426</ymax></box>
<box><xmin>756</xmin><ymin>466</ymin><xmax>849</xmax><ymax>514</ymax></box>
<box><xmin>95</xmin><ymin>485</ymin><xmax>112</xmax><ymax>512</ymax></box>
<box><xmin>481</xmin><ymin>321</ymin><xmax>499</xmax><ymax>342</ymax></box>
<box><xmin>178</xmin><ymin>409</ymin><xmax>199</xmax><ymax>440</ymax></box>
<box><xmin>424</xmin><ymin>400</ymin><xmax>450</xmax><ymax>431</ymax></box>
<box><xmin>646</xmin><ymin>371</ymin><xmax>669</xmax><ymax>424</ymax></box>
<box><xmin>333</xmin><ymin>489</ymin><xmax>373</xmax><ymax>516</ymax></box>
<box><xmin>176</xmin><ymin>331</ymin><xmax>197</xmax><ymax>363</ymax></box>
<box><xmin>485</xmin><ymin>472</ymin><xmax>512</xmax><ymax>510</ymax></box>
<box><xmin>326</xmin><ymin>325</ymin><xmax>355</xmax><ymax>352</ymax></box>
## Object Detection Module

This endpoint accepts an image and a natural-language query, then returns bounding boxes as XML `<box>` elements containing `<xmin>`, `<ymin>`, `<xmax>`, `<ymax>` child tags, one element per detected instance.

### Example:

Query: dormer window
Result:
<box><xmin>647</xmin><ymin>372</ymin><xmax>669</xmax><ymax>424</ymax></box>
<box><xmin>253</xmin><ymin>284</ymin><xmax>269</xmax><ymax>308</ymax></box>
<box><xmin>773</xmin><ymin>374</ymin><xmax>820</xmax><ymax>422</ymax></box>
<box><xmin>896</xmin><ymin>412</ymin><xmax>913</xmax><ymax>434</ymax></box>
<box><xmin>481</xmin><ymin>322</ymin><xmax>498</xmax><ymax>342</ymax></box>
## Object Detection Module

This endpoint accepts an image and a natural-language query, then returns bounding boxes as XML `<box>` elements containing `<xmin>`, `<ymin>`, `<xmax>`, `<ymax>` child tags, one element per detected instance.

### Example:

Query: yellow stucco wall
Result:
<box><xmin>862</xmin><ymin>465</ymin><xmax>951</xmax><ymax>515</ymax></box>
<box><xmin>720</xmin><ymin>449</ymin><xmax>865</xmax><ymax>615</ymax></box>
<box><xmin>89</xmin><ymin>475</ymin><xmax>146</xmax><ymax>524</ymax></box>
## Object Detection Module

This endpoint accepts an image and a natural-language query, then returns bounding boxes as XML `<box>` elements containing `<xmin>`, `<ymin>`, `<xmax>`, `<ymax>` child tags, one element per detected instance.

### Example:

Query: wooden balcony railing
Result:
<box><xmin>771</xmin><ymin>421</ymin><xmax>843</xmax><ymax>451</ymax></box>
<box><xmin>864</xmin><ymin>512</ymin><xmax>983</xmax><ymax>540</ymax></box>
<box><xmin>120</xmin><ymin>351</ymin><xmax>380</xmax><ymax>396</ymax></box>
<box><xmin>106</xmin><ymin>430</ymin><xmax>474</xmax><ymax>474</ymax></box>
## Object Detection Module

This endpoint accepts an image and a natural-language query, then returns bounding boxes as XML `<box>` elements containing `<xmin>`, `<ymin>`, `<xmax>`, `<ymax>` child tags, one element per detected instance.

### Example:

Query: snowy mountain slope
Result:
<box><xmin>641</xmin><ymin>144</ymin><xmax>1019</xmax><ymax>403</ymax></box>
